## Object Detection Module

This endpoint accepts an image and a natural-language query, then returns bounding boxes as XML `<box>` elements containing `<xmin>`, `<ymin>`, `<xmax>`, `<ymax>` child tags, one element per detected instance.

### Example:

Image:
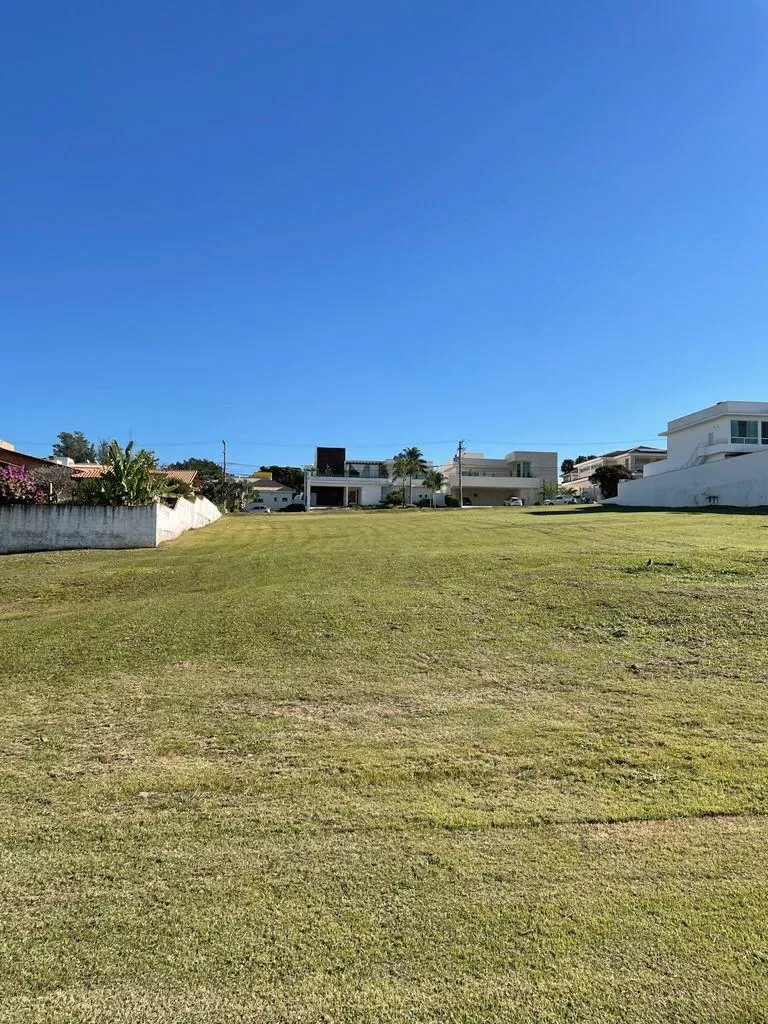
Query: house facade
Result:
<box><xmin>438</xmin><ymin>450</ymin><xmax>557</xmax><ymax>506</ymax></box>
<box><xmin>304</xmin><ymin>447</ymin><xmax>435</xmax><ymax>507</ymax></box>
<box><xmin>242</xmin><ymin>476</ymin><xmax>296</xmax><ymax>510</ymax></box>
<box><xmin>561</xmin><ymin>446</ymin><xmax>667</xmax><ymax>500</ymax></box>
<box><xmin>611</xmin><ymin>402</ymin><xmax>768</xmax><ymax>507</ymax></box>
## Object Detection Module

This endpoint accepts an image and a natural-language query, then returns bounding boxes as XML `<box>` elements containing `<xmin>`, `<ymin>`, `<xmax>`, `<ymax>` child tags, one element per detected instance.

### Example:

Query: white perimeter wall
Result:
<box><xmin>1</xmin><ymin>497</ymin><xmax>221</xmax><ymax>554</ymax></box>
<box><xmin>610</xmin><ymin>449</ymin><xmax>768</xmax><ymax>508</ymax></box>
<box><xmin>154</xmin><ymin>497</ymin><xmax>221</xmax><ymax>543</ymax></box>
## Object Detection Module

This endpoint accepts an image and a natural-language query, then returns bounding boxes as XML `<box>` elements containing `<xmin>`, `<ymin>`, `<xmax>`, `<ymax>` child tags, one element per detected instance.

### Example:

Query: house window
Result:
<box><xmin>762</xmin><ymin>422</ymin><xmax>768</xmax><ymax>445</ymax></box>
<box><xmin>731</xmin><ymin>420</ymin><xmax>758</xmax><ymax>444</ymax></box>
<box><xmin>282</xmin><ymin>496</ymin><xmax>288</xmax><ymax>502</ymax></box>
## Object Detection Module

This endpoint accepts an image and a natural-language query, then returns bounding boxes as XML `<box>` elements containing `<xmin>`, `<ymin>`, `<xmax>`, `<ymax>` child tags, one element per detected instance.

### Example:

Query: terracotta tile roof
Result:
<box><xmin>70</xmin><ymin>464</ymin><xmax>200</xmax><ymax>487</ymax></box>
<box><xmin>162</xmin><ymin>469</ymin><xmax>199</xmax><ymax>486</ymax></box>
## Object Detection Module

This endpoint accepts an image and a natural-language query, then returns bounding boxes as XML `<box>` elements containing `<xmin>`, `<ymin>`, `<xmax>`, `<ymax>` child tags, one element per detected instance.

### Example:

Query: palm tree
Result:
<box><xmin>391</xmin><ymin>454</ymin><xmax>409</xmax><ymax>506</ymax></box>
<box><xmin>422</xmin><ymin>469</ymin><xmax>445</xmax><ymax>508</ymax></box>
<box><xmin>398</xmin><ymin>446</ymin><xmax>428</xmax><ymax>505</ymax></box>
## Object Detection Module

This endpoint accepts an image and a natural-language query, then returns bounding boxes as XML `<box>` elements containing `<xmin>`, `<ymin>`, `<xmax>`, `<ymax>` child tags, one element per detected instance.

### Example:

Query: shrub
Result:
<box><xmin>0</xmin><ymin>465</ymin><xmax>45</xmax><ymax>504</ymax></box>
<box><xmin>29</xmin><ymin>463</ymin><xmax>81</xmax><ymax>503</ymax></box>
<box><xmin>381</xmin><ymin>488</ymin><xmax>405</xmax><ymax>508</ymax></box>
<box><xmin>444</xmin><ymin>495</ymin><xmax>460</xmax><ymax>508</ymax></box>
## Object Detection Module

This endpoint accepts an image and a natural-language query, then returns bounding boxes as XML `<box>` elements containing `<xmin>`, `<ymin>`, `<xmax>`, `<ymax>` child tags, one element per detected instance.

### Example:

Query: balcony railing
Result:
<box><xmin>308</xmin><ymin>470</ymin><xmax>390</xmax><ymax>480</ymax></box>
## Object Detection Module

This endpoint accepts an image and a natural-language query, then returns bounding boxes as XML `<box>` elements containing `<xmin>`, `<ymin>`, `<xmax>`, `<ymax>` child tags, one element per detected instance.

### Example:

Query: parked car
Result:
<box><xmin>543</xmin><ymin>495</ymin><xmax>578</xmax><ymax>506</ymax></box>
<box><xmin>504</xmin><ymin>497</ymin><xmax>523</xmax><ymax>507</ymax></box>
<box><xmin>250</xmin><ymin>505</ymin><xmax>272</xmax><ymax>514</ymax></box>
<box><xmin>279</xmin><ymin>502</ymin><xmax>307</xmax><ymax>513</ymax></box>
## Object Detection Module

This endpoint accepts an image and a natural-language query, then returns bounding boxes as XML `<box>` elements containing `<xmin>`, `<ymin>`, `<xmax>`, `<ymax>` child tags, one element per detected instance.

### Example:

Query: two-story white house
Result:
<box><xmin>611</xmin><ymin>401</ymin><xmax>768</xmax><ymax>507</ymax></box>
<box><xmin>438</xmin><ymin>450</ymin><xmax>557</xmax><ymax>506</ymax></box>
<box><xmin>304</xmin><ymin>447</ymin><xmax>436</xmax><ymax>507</ymax></box>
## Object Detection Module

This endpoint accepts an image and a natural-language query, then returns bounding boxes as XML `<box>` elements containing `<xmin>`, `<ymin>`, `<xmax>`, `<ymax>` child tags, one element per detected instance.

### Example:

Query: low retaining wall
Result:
<box><xmin>0</xmin><ymin>497</ymin><xmax>221</xmax><ymax>554</ymax></box>
<box><xmin>609</xmin><ymin>448</ymin><xmax>768</xmax><ymax>508</ymax></box>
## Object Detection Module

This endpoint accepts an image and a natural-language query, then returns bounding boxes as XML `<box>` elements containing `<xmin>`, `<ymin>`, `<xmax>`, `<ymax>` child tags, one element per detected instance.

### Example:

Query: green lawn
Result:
<box><xmin>1</xmin><ymin>506</ymin><xmax>767</xmax><ymax>1022</ymax></box>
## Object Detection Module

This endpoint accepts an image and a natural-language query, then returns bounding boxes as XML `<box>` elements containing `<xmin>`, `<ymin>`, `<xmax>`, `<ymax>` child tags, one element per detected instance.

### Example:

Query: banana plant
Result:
<box><xmin>95</xmin><ymin>440</ymin><xmax>163</xmax><ymax>506</ymax></box>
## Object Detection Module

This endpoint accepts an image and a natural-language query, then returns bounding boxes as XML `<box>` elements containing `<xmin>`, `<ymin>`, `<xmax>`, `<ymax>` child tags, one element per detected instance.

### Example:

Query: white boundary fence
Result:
<box><xmin>0</xmin><ymin>497</ymin><xmax>221</xmax><ymax>554</ymax></box>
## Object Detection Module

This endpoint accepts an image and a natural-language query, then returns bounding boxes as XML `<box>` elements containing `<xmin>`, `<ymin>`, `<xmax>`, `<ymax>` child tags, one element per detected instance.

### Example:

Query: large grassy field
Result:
<box><xmin>1</xmin><ymin>506</ymin><xmax>767</xmax><ymax>1022</ymax></box>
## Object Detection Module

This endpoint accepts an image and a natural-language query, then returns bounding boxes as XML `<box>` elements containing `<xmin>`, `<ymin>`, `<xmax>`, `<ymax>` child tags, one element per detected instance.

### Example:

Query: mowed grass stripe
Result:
<box><xmin>1</xmin><ymin>507</ymin><xmax>767</xmax><ymax>1021</ymax></box>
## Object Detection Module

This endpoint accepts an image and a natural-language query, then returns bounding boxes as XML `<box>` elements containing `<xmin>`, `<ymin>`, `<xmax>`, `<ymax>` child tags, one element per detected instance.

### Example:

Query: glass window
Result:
<box><xmin>762</xmin><ymin>422</ymin><xmax>768</xmax><ymax>445</ymax></box>
<box><xmin>731</xmin><ymin>420</ymin><xmax>758</xmax><ymax>444</ymax></box>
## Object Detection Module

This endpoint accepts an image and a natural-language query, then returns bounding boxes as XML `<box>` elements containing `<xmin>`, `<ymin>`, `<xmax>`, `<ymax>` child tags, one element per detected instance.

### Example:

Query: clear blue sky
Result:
<box><xmin>3</xmin><ymin>0</ymin><xmax>767</xmax><ymax>472</ymax></box>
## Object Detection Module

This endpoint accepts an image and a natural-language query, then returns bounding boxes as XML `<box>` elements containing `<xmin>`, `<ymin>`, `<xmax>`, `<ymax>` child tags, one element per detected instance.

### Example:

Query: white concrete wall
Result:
<box><xmin>1</xmin><ymin>498</ymin><xmax>221</xmax><ymax>554</ymax></box>
<box><xmin>610</xmin><ymin>448</ymin><xmax>768</xmax><ymax>508</ymax></box>
<box><xmin>359</xmin><ymin>484</ymin><xmax>385</xmax><ymax>505</ymax></box>
<box><xmin>155</xmin><ymin>497</ymin><xmax>221</xmax><ymax>543</ymax></box>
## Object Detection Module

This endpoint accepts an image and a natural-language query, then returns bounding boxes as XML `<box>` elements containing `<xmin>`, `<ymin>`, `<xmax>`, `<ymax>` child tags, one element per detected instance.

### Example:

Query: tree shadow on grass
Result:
<box><xmin>529</xmin><ymin>505</ymin><xmax>768</xmax><ymax>517</ymax></box>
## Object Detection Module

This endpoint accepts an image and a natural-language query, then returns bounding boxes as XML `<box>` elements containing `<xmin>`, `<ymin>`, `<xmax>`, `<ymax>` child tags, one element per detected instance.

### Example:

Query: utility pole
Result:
<box><xmin>457</xmin><ymin>439</ymin><xmax>465</xmax><ymax>509</ymax></box>
<box><xmin>222</xmin><ymin>439</ymin><xmax>227</xmax><ymax>505</ymax></box>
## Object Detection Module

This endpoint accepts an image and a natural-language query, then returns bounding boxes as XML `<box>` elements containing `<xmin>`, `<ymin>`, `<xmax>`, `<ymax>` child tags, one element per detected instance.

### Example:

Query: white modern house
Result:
<box><xmin>609</xmin><ymin>402</ymin><xmax>768</xmax><ymax>507</ymax></box>
<box><xmin>304</xmin><ymin>447</ymin><xmax>436</xmax><ymax>507</ymax></box>
<box><xmin>438</xmin><ymin>450</ymin><xmax>558</xmax><ymax>506</ymax></box>
<box><xmin>562</xmin><ymin>446</ymin><xmax>667</xmax><ymax>500</ymax></box>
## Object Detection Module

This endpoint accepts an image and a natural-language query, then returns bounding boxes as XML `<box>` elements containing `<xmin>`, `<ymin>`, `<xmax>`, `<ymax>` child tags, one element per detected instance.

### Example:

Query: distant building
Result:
<box><xmin>438</xmin><ymin>450</ymin><xmax>558</xmax><ymax>506</ymax></box>
<box><xmin>561</xmin><ymin>446</ymin><xmax>667</xmax><ymax>501</ymax></box>
<box><xmin>242</xmin><ymin>476</ymin><xmax>297</xmax><ymax>510</ymax></box>
<box><xmin>304</xmin><ymin>447</ymin><xmax>435</xmax><ymax>507</ymax></box>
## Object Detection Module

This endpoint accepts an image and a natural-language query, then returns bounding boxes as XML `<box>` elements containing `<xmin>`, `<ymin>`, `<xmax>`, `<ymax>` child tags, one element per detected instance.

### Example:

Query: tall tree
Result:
<box><xmin>589</xmin><ymin>465</ymin><xmax>633</xmax><ymax>499</ymax></box>
<box><xmin>574</xmin><ymin>454</ymin><xmax>597</xmax><ymax>465</ymax></box>
<box><xmin>397</xmin><ymin>447</ymin><xmax>428</xmax><ymax>505</ymax></box>
<box><xmin>560</xmin><ymin>458</ymin><xmax>575</xmax><ymax>475</ymax></box>
<box><xmin>51</xmin><ymin>431</ymin><xmax>96</xmax><ymax>463</ymax></box>
<box><xmin>391</xmin><ymin>454</ymin><xmax>409</xmax><ymax>505</ymax></box>
<box><xmin>96</xmin><ymin>439</ymin><xmax>113</xmax><ymax>464</ymax></box>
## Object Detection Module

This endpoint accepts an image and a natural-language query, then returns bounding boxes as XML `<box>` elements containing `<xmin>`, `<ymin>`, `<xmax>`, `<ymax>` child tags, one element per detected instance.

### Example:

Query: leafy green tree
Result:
<box><xmin>96</xmin><ymin>439</ymin><xmax>113</xmax><ymax>464</ymax></box>
<box><xmin>166</xmin><ymin>457</ymin><xmax>224</xmax><ymax>502</ymax></box>
<box><xmin>51</xmin><ymin>431</ymin><xmax>96</xmax><ymax>463</ymax></box>
<box><xmin>589</xmin><ymin>465</ymin><xmax>633</xmax><ymax>499</ymax></box>
<box><xmin>396</xmin><ymin>447</ymin><xmax>427</xmax><ymax>505</ymax></box>
<box><xmin>560</xmin><ymin>459</ymin><xmax>575</xmax><ymax>475</ymax></box>
<box><xmin>575</xmin><ymin>454</ymin><xmax>597</xmax><ymax>465</ymax></box>
<box><xmin>422</xmin><ymin>468</ymin><xmax>445</xmax><ymax>508</ymax></box>
<box><xmin>257</xmin><ymin>465</ymin><xmax>303</xmax><ymax>493</ymax></box>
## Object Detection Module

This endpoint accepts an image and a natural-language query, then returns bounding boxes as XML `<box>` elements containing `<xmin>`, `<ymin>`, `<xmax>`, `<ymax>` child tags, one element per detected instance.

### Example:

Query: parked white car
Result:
<box><xmin>250</xmin><ymin>505</ymin><xmax>272</xmax><ymax>514</ymax></box>
<box><xmin>504</xmin><ymin>497</ymin><xmax>523</xmax><ymax>507</ymax></box>
<box><xmin>543</xmin><ymin>495</ymin><xmax>578</xmax><ymax>506</ymax></box>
